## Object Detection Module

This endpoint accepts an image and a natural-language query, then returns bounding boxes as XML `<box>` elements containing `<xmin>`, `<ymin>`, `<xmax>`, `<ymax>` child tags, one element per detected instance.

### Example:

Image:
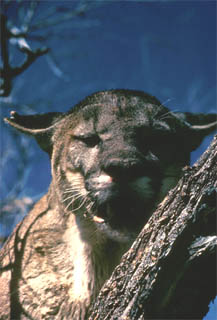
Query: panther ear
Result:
<box><xmin>4</xmin><ymin>111</ymin><xmax>63</xmax><ymax>155</ymax></box>
<box><xmin>175</xmin><ymin>112</ymin><xmax>217</xmax><ymax>150</ymax></box>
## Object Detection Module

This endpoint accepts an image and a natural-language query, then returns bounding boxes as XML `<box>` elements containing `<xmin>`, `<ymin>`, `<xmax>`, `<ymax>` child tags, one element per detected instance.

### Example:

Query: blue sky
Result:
<box><xmin>0</xmin><ymin>1</ymin><xmax>216</xmax><ymax>318</ymax></box>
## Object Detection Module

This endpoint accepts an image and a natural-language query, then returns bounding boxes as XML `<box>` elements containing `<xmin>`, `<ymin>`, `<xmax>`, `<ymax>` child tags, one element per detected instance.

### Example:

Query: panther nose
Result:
<box><xmin>102</xmin><ymin>158</ymin><xmax>143</xmax><ymax>181</ymax></box>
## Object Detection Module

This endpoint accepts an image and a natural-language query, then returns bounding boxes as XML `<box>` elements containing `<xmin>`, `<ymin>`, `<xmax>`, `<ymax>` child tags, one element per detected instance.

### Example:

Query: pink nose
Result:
<box><xmin>98</xmin><ymin>174</ymin><xmax>113</xmax><ymax>184</ymax></box>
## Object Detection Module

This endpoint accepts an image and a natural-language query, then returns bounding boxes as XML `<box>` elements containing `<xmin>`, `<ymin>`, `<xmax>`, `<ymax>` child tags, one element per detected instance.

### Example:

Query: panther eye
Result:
<box><xmin>74</xmin><ymin>134</ymin><xmax>100</xmax><ymax>147</ymax></box>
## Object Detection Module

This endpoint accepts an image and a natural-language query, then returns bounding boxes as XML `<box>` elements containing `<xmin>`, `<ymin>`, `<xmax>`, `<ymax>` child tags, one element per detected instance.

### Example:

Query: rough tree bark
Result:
<box><xmin>88</xmin><ymin>136</ymin><xmax>217</xmax><ymax>320</ymax></box>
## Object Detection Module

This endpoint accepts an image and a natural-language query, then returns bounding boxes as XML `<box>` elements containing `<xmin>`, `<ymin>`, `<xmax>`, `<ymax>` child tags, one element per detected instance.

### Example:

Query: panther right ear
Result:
<box><xmin>4</xmin><ymin>111</ymin><xmax>63</xmax><ymax>155</ymax></box>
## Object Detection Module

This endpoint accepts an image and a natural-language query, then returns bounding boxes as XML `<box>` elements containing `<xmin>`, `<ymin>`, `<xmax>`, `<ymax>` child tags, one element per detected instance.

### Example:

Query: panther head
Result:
<box><xmin>5</xmin><ymin>89</ymin><xmax>216</xmax><ymax>242</ymax></box>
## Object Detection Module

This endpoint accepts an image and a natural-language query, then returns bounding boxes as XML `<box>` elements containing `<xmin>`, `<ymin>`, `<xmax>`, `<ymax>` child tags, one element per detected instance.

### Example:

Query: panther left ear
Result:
<box><xmin>4</xmin><ymin>111</ymin><xmax>63</xmax><ymax>155</ymax></box>
<box><xmin>175</xmin><ymin>112</ymin><xmax>217</xmax><ymax>150</ymax></box>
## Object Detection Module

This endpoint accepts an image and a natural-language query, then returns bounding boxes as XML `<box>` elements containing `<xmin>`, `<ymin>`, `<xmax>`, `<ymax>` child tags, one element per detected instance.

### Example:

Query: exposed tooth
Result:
<box><xmin>93</xmin><ymin>215</ymin><xmax>105</xmax><ymax>223</ymax></box>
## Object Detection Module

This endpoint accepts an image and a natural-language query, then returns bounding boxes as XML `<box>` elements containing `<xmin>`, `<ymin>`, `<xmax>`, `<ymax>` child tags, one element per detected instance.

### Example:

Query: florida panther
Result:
<box><xmin>0</xmin><ymin>89</ymin><xmax>216</xmax><ymax>319</ymax></box>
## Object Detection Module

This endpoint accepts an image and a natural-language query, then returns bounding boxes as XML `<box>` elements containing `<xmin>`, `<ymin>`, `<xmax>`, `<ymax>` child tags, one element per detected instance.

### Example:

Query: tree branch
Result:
<box><xmin>12</xmin><ymin>46</ymin><xmax>49</xmax><ymax>77</ymax></box>
<box><xmin>0</xmin><ymin>13</ymin><xmax>11</xmax><ymax>96</ymax></box>
<box><xmin>88</xmin><ymin>136</ymin><xmax>217</xmax><ymax>320</ymax></box>
<box><xmin>0</xmin><ymin>13</ymin><xmax>49</xmax><ymax>97</ymax></box>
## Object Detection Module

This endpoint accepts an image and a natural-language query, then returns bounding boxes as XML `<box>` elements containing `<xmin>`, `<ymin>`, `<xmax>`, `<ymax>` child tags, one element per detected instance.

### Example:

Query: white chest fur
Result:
<box><xmin>63</xmin><ymin>215</ymin><xmax>95</xmax><ymax>305</ymax></box>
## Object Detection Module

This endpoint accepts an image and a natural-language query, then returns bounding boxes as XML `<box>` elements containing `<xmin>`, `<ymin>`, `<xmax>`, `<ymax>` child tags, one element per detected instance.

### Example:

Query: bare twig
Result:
<box><xmin>0</xmin><ymin>13</ymin><xmax>49</xmax><ymax>97</ymax></box>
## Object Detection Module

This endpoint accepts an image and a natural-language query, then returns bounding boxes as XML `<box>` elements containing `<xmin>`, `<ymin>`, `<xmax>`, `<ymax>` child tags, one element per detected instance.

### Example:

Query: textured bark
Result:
<box><xmin>88</xmin><ymin>136</ymin><xmax>217</xmax><ymax>320</ymax></box>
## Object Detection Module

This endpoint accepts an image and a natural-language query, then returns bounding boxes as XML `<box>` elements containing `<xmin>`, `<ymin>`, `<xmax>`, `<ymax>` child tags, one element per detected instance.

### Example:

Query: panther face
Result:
<box><xmin>5</xmin><ymin>90</ymin><xmax>216</xmax><ymax>242</ymax></box>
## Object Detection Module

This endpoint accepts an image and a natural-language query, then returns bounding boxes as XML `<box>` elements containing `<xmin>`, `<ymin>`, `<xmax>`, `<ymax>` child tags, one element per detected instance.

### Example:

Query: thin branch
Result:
<box><xmin>11</xmin><ymin>46</ymin><xmax>49</xmax><ymax>77</ymax></box>
<box><xmin>0</xmin><ymin>13</ymin><xmax>11</xmax><ymax>96</ymax></box>
<box><xmin>0</xmin><ymin>13</ymin><xmax>49</xmax><ymax>97</ymax></box>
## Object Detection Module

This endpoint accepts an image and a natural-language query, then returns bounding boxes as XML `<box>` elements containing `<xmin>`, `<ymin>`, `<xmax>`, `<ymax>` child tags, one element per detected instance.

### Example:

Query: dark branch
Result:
<box><xmin>0</xmin><ymin>13</ymin><xmax>11</xmax><ymax>96</ymax></box>
<box><xmin>0</xmin><ymin>13</ymin><xmax>49</xmax><ymax>97</ymax></box>
<box><xmin>12</xmin><ymin>47</ymin><xmax>49</xmax><ymax>77</ymax></box>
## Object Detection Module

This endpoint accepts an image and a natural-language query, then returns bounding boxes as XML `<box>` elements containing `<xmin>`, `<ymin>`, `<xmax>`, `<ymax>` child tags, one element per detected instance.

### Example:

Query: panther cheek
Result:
<box><xmin>129</xmin><ymin>176</ymin><xmax>155</xmax><ymax>201</ymax></box>
<box><xmin>65</xmin><ymin>170</ymin><xmax>85</xmax><ymax>186</ymax></box>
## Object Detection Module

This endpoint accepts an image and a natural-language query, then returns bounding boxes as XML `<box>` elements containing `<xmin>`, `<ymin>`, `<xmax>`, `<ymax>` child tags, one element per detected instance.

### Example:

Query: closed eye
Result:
<box><xmin>74</xmin><ymin>134</ymin><xmax>100</xmax><ymax>147</ymax></box>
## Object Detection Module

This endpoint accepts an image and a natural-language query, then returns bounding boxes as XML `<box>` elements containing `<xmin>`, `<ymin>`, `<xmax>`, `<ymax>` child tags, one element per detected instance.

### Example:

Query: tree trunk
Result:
<box><xmin>88</xmin><ymin>136</ymin><xmax>217</xmax><ymax>320</ymax></box>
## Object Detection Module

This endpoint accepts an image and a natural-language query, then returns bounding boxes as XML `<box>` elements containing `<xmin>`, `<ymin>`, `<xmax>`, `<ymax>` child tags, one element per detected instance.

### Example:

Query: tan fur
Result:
<box><xmin>0</xmin><ymin>193</ymin><xmax>126</xmax><ymax>319</ymax></box>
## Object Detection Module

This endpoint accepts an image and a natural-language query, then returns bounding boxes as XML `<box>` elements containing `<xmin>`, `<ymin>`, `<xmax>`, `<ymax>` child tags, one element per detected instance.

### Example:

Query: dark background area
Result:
<box><xmin>0</xmin><ymin>1</ymin><xmax>216</xmax><ymax>318</ymax></box>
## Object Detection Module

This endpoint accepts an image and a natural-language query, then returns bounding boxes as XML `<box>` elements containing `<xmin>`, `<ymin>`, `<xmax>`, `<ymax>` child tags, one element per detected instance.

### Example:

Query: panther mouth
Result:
<box><xmin>90</xmin><ymin>202</ymin><xmax>114</xmax><ymax>224</ymax></box>
<box><xmin>88</xmin><ymin>203</ymin><xmax>136</xmax><ymax>243</ymax></box>
<box><xmin>90</xmin><ymin>200</ymin><xmax>141</xmax><ymax>228</ymax></box>
<box><xmin>85</xmin><ymin>173</ymin><xmax>156</xmax><ymax>234</ymax></box>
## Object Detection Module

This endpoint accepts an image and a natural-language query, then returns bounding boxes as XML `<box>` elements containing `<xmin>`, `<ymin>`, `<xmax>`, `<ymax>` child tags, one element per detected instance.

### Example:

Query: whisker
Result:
<box><xmin>71</xmin><ymin>182</ymin><xmax>84</xmax><ymax>186</ymax></box>
<box><xmin>62</xmin><ymin>195</ymin><xmax>74</xmax><ymax>203</ymax></box>
<box><xmin>72</xmin><ymin>194</ymin><xmax>86</xmax><ymax>202</ymax></box>
<box><xmin>159</xmin><ymin>109</ymin><xmax>179</xmax><ymax>121</ymax></box>
<box><xmin>63</xmin><ymin>188</ymin><xmax>84</xmax><ymax>194</ymax></box>
<box><xmin>64</xmin><ymin>184</ymin><xmax>83</xmax><ymax>190</ymax></box>
<box><xmin>86</xmin><ymin>201</ymin><xmax>94</xmax><ymax>214</ymax></box>
<box><xmin>65</xmin><ymin>198</ymin><xmax>75</xmax><ymax>211</ymax></box>
<box><xmin>62</xmin><ymin>192</ymin><xmax>82</xmax><ymax>202</ymax></box>
<box><xmin>73</xmin><ymin>197</ymin><xmax>88</xmax><ymax>212</ymax></box>
<box><xmin>62</xmin><ymin>193</ymin><xmax>83</xmax><ymax>204</ymax></box>
<box><xmin>64</xmin><ymin>189</ymin><xmax>89</xmax><ymax>205</ymax></box>
<box><xmin>159</xmin><ymin>98</ymin><xmax>174</xmax><ymax>108</ymax></box>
